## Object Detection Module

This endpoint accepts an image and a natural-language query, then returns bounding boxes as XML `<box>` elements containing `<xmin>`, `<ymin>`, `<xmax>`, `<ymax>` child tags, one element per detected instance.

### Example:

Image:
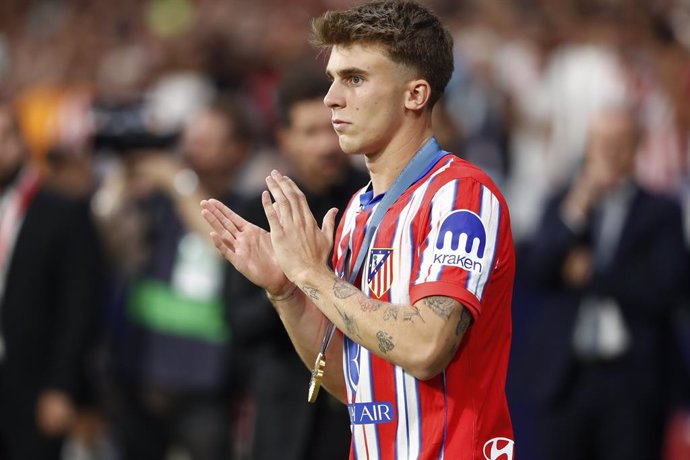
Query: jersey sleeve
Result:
<box><xmin>409</xmin><ymin>177</ymin><xmax>503</xmax><ymax>320</ymax></box>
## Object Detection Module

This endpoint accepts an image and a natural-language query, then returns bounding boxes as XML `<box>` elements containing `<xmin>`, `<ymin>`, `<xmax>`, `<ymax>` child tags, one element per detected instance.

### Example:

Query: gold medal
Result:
<box><xmin>307</xmin><ymin>352</ymin><xmax>326</xmax><ymax>403</ymax></box>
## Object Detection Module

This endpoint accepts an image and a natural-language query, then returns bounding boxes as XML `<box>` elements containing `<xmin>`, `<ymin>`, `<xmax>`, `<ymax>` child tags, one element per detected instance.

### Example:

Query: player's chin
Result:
<box><xmin>337</xmin><ymin>136</ymin><xmax>362</xmax><ymax>156</ymax></box>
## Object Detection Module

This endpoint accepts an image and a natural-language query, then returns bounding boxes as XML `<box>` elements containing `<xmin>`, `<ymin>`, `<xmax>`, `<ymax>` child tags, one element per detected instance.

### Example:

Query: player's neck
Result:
<box><xmin>365</xmin><ymin>125</ymin><xmax>433</xmax><ymax>196</ymax></box>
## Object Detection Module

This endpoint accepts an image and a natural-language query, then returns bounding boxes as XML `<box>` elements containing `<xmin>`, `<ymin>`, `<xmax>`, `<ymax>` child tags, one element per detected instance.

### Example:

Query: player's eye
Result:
<box><xmin>350</xmin><ymin>75</ymin><xmax>363</xmax><ymax>85</ymax></box>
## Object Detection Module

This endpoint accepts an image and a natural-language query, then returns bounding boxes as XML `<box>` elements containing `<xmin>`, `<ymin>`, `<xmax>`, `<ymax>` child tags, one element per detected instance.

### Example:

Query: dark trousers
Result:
<box><xmin>109</xmin><ymin>383</ymin><xmax>232</xmax><ymax>460</ymax></box>
<box><xmin>0</xmin><ymin>368</ymin><xmax>63</xmax><ymax>460</ymax></box>
<box><xmin>250</xmin><ymin>353</ymin><xmax>351</xmax><ymax>460</ymax></box>
<box><xmin>537</xmin><ymin>360</ymin><xmax>665</xmax><ymax>460</ymax></box>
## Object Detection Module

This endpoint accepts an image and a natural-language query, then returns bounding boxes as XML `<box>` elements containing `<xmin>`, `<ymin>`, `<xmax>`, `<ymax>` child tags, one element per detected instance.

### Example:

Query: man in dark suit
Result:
<box><xmin>228</xmin><ymin>68</ymin><xmax>368</xmax><ymax>460</ymax></box>
<box><xmin>98</xmin><ymin>94</ymin><xmax>251</xmax><ymax>460</ymax></box>
<box><xmin>0</xmin><ymin>101</ymin><xmax>104</xmax><ymax>459</ymax></box>
<box><xmin>523</xmin><ymin>105</ymin><xmax>688</xmax><ymax>460</ymax></box>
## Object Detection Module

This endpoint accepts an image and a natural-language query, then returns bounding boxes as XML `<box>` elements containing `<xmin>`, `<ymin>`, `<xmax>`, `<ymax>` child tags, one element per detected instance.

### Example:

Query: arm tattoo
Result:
<box><xmin>450</xmin><ymin>308</ymin><xmax>473</xmax><ymax>357</ymax></box>
<box><xmin>334</xmin><ymin>304</ymin><xmax>361</xmax><ymax>339</ymax></box>
<box><xmin>422</xmin><ymin>296</ymin><xmax>457</xmax><ymax>320</ymax></box>
<box><xmin>383</xmin><ymin>305</ymin><xmax>425</xmax><ymax>323</ymax></box>
<box><xmin>383</xmin><ymin>307</ymin><xmax>398</xmax><ymax>321</ymax></box>
<box><xmin>376</xmin><ymin>331</ymin><xmax>395</xmax><ymax>354</ymax></box>
<box><xmin>456</xmin><ymin>308</ymin><xmax>472</xmax><ymax>337</ymax></box>
<box><xmin>402</xmin><ymin>305</ymin><xmax>425</xmax><ymax>323</ymax></box>
<box><xmin>302</xmin><ymin>285</ymin><xmax>320</xmax><ymax>300</ymax></box>
<box><xmin>333</xmin><ymin>278</ymin><xmax>358</xmax><ymax>299</ymax></box>
<box><xmin>358</xmin><ymin>295</ymin><xmax>382</xmax><ymax>312</ymax></box>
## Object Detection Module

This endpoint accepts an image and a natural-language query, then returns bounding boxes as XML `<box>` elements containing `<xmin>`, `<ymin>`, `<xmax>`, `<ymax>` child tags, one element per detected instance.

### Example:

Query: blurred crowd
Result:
<box><xmin>2</xmin><ymin>0</ymin><xmax>690</xmax><ymax>459</ymax></box>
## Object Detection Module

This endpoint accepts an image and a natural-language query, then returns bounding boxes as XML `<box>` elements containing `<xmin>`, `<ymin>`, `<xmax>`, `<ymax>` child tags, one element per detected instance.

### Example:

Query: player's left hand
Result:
<box><xmin>262</xmin><ymin>170</ymin><xmax>338</xmax><ymax>284</ymax></box>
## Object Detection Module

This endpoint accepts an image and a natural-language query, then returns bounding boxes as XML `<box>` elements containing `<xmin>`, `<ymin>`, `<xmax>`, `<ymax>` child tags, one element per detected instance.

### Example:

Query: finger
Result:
<box><xmin>262</xmin><ymin>190</ymin><xmax>284</xmax><ymax>236</ymax></box>
<box><xmin>210</xmin><ymin>231</ymin><xmax>238</xmax><ymax>264</ymax></box>
<box><xmin>265</xmin><ymin>172</ymin><xmax>293</xmax><ymax>217</ymax></box>
<box><xmin>200</xmin><ymin>208</ymin><xmax>225</xmax><ymax>234</ymax></box>
<box><xmin>281</xmin><ymin>175</ymin><xmax>312</xmax><ymax>223</ymax></box>
<box><xmin>208</xmin><ymin>198</ymin><xmax>248</xmax><ymax>231</ymax></box>
<box><xmin>203</xmin><ymin>201</ymin><xmax>241</xmax><ymax>236</ymax></box>
<box><xmin>321</xmin><ymin>207</ymin><xmax>339</xmax><ymax>247</ymax></box>
<box><xmin>218</xmin><ymin>227</ymin><xmax>238</xmax><ymax>250</ymax></box>
<box><xmin>210</xmin><ymin>227</ymin><xmax>237</xmax><ymax>253</ymax></box>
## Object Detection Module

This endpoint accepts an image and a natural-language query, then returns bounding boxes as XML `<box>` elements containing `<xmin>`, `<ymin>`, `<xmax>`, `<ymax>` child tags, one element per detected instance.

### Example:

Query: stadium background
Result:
<box><xmin>1</xmin><ymin>0</ymin><xmax>690</xmax><ymax>459</ymax></box>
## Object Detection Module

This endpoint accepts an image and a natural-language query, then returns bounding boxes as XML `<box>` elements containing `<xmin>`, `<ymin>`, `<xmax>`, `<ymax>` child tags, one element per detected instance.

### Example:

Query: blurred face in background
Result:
<box><xmin>584</xmin><ymin>108</ymin><xmax>639</xmax><ymax>191</ymax></box>
<box><xmin>0</xmin><ymin>105</ymin><xmax>25</xmax><ymax>187</ymax></box>
<box><xmin>181</xmin><ymin>107</ymin><xmax>246</xmax><ymax>176</ymax></box>
<box><xmin>278</xmin><ymin>98</ymin><xmax>347</xmax><ymax>194</ymax></box>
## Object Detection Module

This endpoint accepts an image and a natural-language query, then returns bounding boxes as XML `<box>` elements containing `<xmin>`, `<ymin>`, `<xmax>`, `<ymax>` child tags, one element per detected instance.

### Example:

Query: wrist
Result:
<box><xmin>291</xmin><ymin>264</ymin><xmax>329</xmax><ymax>289</ymax></box>
<box><xmin>266</xmin><ymin>284</ymin><xmax>298</xmax><ymax>302</ymax></box>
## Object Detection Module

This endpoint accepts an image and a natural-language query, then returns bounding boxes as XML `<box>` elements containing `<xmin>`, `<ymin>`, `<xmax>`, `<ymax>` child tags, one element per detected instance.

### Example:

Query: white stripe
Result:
<box><xmin>358</xmin><ymin>348</ymin><xmax>380</xmax><ymax>459</ymax></box>
<box><xmin>388</xmin><ymin>176</ymin><xmax>431</xmax><ymax>303</ymax></box>
<box><xmin>394</xmin><ymin>366</ymin><xmax>409</xmax><ymax>459</ymax></box>
<box><xmin>337</xmin><ymin>195</ymin><xmax>361</xmax><ymax>274</ymax></box>
<box><xmin>405</xmin><ymin>372</ymin><xmax>421</xmax><ymax>458</ymax></box>
<box><xmin>416</xmin><ymin>179</ymin><xmax>459</xmax><ymax>284</ymax></box>
<box><xmin>351</xmin><ymin>345</ymin><xmax>369</xmax><ymax>459</ymax></box>
<box><xmin>394</xmin><ymin>367</ymin><xmax>422</xmax><ymax>459</ymax></box>
<box><xmin>343</xmin><ymin>342</ymin><xmax>354</xmax><ymax>402</ymax></box>
<box><xmin>466</xmin><ymin>186</ymin><xmax>500</xmax><ymax>300</ymax></box>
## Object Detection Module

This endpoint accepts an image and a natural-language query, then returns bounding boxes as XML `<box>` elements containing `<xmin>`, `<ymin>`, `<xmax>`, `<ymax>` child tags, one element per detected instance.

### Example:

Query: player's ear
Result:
<box><xmin>404</xmin><ymin>79</ymin><xmax>431</xmax><ymax>111</ymax></box>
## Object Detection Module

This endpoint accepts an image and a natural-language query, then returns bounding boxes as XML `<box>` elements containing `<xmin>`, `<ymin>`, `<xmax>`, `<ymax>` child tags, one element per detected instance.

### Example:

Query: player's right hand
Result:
<box><xmin>200</xmin><ymin>198</ymin><xmax>293</xmax><ymax>296</ymax></box>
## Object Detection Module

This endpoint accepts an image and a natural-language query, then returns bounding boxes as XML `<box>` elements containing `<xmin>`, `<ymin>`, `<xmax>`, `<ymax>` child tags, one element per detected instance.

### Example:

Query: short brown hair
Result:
<box><xmin>311</xmin><ymin>1</ymin><xmax>454</xmax><ymax>108</ymax></box>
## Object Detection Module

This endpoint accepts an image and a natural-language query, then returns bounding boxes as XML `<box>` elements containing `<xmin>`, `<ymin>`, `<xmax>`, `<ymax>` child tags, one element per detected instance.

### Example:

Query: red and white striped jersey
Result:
<box><xmin>333</xmin><ymin>153</ymin><xmax>515</xmax><ymax>460</ymax></box>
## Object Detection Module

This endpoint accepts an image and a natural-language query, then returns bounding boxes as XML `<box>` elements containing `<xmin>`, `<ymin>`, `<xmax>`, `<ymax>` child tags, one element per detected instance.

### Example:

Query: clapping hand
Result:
<box><xmin>200</xmin><ymin>198</ymin><xmax>293</xmax><ymax>297</ymax></box>
<box><xmin>262</xmin><ymin>170</ymin><xmax>338</xmax><ymax>286</ymax></box>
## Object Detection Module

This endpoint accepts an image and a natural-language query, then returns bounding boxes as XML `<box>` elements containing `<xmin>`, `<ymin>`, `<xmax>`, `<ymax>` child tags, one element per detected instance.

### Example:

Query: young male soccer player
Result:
<box><xmin>201</xmin><ymin>2</ymin><xmax>515</xmax><ymax>459</ymax></box>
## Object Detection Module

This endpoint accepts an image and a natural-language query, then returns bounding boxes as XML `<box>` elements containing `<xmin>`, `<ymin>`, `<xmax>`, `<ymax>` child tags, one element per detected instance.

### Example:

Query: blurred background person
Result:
<box><xmin>93</xmin><ymin>92</ymin><xmax>253</xmax><ymax>460</ymax></box>
<box><xmin>522</xmin><ymin>105</ymin><xmax>689</xmax><ymax>460</ymax></box>
<box><xmin>227</xmin><ymin>67</ymin><xmax>367</xmax><ymax>460</ymax></box>
<box><xmin>0</xmin><ymin>99</ymin><xmax>104</xmax><ymax>460</ymax></box>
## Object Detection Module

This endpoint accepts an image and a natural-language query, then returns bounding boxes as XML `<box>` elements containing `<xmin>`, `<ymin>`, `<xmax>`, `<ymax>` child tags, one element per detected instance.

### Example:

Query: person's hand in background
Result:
<box><xmin>36</xmin><ymin>389</ymin><xmax>76</xmax><ymax>438</ymax></box>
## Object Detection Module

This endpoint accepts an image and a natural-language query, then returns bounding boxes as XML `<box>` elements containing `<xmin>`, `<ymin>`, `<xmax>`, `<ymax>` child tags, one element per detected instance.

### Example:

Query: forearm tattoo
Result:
<box><xmin>402</xmin><ymin>305</ymin><xmax>425</xmax><ymax>323</ymax></box>
<box><xmin>423</xmin><ymin>296</ymin><xmax>457</xmax><ymax>320</ymax></box>
<box><xmin>383</xmin><ymin>305</ymin><xmax>424</xmax><ymax>323</ymax></box>
<box><xmin>358</xmin><ymin>295</ymin><xmax>382</xmax><ymax>312</ymax></box>
<box><xmin>334</xmin><ymin>304</ymin><xmax>361</xmax><ymax>339</ymax></box>
<box><xmin>376</xmin><ymin>331</ymin><xmax>395</xmax><ymax>354</ymax></box>
<box><xmin>302</xmin><ymin>285</ymin><xmax>320</xmax><ymax>300</ymax></box>
<box><xmin>383</xmin><ymin>307</ymin><xmax>398</xmax><ymax>321</ymax></box>
<box><xmin>333</xmin><ymin>277</ymin><xmax>358</xmax><ymax>299</ymax></box>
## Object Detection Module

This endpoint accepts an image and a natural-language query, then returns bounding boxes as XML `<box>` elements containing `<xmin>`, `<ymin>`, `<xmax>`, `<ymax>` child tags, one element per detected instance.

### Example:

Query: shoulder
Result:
<box><xmin>25</xmin><ymin>188</ymin><xmax>98</xmax><ymax>245</ymax></box>
<box><xmin>423</xmin><ymin>154</ymin><xmax>508</xmax><ymax>209</ymax></box>
<box><xmin>430</xmin><ymin>154</ymin><xmax>501</xmax><ymax>190</ymax></box>
<box><xmin>31</xmin><ymin>187</ymin><xmax>90</xmax><ymax>218</ymax></box>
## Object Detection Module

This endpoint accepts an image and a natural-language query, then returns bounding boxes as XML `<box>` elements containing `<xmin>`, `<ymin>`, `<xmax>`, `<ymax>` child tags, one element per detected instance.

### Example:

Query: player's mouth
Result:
<box><xmin>332</xmin><ymin>119</ymin><xmax>350</xmax><ymax>131</ymax></box>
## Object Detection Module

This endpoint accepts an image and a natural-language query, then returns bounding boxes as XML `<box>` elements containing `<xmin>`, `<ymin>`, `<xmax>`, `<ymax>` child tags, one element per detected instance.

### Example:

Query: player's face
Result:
<box><xmin>279</xmin><ymin>98</ymin><xmax>347</xmax><ymax>191</ymax></box>
<box><xmin>324</xmin><ymin>44</ymin><xmax>413</xmax><ymax>157</ymax></box>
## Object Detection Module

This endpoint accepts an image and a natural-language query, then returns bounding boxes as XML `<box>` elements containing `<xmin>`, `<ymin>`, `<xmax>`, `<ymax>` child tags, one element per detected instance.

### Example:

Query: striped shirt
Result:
<box><xmin>334</xmin><ymin>153</ymin><xmax>515</xmax><ymax>460</ymax></box>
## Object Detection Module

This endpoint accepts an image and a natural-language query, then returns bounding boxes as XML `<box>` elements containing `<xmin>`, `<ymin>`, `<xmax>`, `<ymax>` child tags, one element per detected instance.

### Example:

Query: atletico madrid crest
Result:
<box><xmin>367</xmin><ymin>248</ymin><xmax>394</xmax><ymax>299</ymax></box>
